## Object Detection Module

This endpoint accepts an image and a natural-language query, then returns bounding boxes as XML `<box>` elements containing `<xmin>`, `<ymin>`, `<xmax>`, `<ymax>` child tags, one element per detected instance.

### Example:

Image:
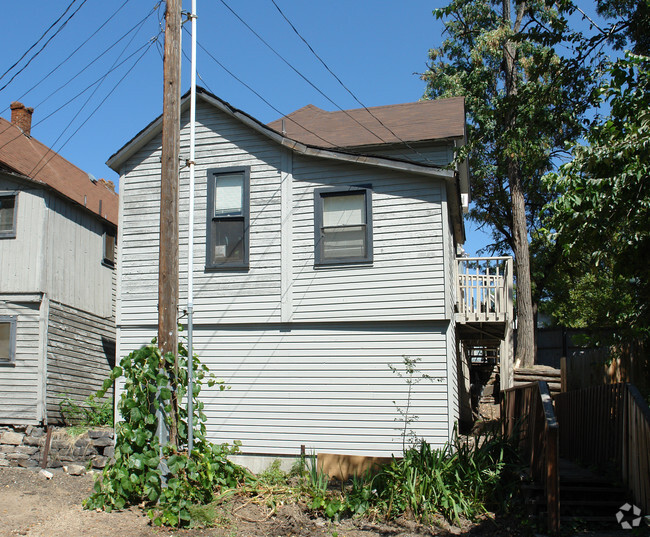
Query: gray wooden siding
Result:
<box><xmin>120</xmin><ymin>321</ymin><xmax>451</xmax><ymax>457</ymax></box>
<box><xmin>46</xmin><ymin>301</ymin><xmax>115</xmax><ymax>424</ymax></box>
<box><xmin>361</xmin><ymin>143</ymin><xmax>453</xmax><ymax>167</ymax></box>
<box><xmin>0</xmin><ymin>175</ymin><xmax>45</xmax><ymax>293</ymax></box>
<box><xmin>44</xmin><ymin>192</ymin><xmax>114</xmax><ymax>317</ymax></box>
<box><xmin>291</xmin><ymin>156</ymin><xmax>447</xmax><ymax>321</ymax></box>
<box><xmin>0</xmin><ymin>299</ymin><xmax>42</xmax><ymax>425</ymax></box>
<box><xmin>119</xmin><ymin>102</ymin><xmax>284</xmax><ymax>326</ymax></box>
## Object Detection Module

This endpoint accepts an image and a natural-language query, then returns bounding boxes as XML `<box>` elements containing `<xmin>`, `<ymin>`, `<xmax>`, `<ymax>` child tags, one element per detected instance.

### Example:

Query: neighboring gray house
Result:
<box><xmin>108</xmin><ymin>88</ymin><xmax>511</xmax><ymax>460</ymax></box>
<box><xmin>0</xmin><ymin>102</ymin><xmax>118</xmax><ymax>426</ymax></box>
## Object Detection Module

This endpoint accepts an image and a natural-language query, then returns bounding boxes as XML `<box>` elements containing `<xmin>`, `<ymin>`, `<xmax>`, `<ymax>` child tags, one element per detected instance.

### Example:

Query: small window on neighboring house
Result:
<box><xmin>103</xmin><ymin>228</ymin><xmax>116</xmax><ymax>267</ymax></box>
<box><xmin>206</xmin><ymin>167</ymin><xmax>250</xmax><ymax>270</ymax></box>
<box><xmin>0</xmin><ymin>316</ymin><xmax>16</xmax><ymax>365</ymax></box>
<box><xmin>314</xmin><ymin>186</ymin><xmax>373</xmax><ymax>265</ymax></box>
<box><xmin>0</xmin><ymin>194</ymin><xmax>17</xmax><ymax>238</ymax></box>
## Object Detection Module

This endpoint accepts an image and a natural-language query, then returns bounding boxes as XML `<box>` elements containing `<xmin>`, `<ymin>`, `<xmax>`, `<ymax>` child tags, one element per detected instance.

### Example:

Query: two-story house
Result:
<box><xmin>0</xmin><ymin>102</ymin><xmax>118</xmax><ymax>426</ymax></box>
<box><xmin>107</xmin><ymin>88</ymin><xmax>512</xmax><ymax>467</ymax></box>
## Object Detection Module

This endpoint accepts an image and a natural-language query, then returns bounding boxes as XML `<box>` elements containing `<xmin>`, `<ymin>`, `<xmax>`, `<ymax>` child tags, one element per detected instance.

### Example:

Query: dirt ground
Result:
<box><xmin>0</xmin><ymin>467</ymin><xmax>532</xmax><ymax>537</ymax></box>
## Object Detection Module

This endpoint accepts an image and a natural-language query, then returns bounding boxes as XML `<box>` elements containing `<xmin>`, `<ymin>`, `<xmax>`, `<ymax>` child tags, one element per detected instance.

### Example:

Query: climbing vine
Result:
<box><xmin>84</xmin><ymin>334</ymin><xmax>249</xmax><ymax>527</ymax></box>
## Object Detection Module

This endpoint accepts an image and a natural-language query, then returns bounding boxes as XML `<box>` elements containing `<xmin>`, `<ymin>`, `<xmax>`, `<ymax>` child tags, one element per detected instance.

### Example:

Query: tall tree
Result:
<box><xmin>422</xmin><ymin>1</ymin><xmax>593</xmax><ymax>366</ymax></box>
<box><xmin>543</xmin><ymin>53</ymin><xmax>650</xmax><ymax>339</ymax></box>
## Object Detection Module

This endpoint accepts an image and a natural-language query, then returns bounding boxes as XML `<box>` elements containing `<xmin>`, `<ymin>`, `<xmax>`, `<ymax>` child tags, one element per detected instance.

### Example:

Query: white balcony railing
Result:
<box><xmin>456</xmin><ymin>256</ymin><xmax>513</xmax><ymax>324</ymax></box>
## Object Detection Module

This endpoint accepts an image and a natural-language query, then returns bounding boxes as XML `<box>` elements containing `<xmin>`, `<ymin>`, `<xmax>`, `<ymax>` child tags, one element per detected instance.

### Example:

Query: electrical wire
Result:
<box><xmin>218</xmin><ymin>0</ymin><xmax>390</xmax><ymax>146</ymax></box>
<box><xmin>3</xmin><ymin>0</ymin><xmax>135</xmax><ymax>114</ymax></box>
<box><xmin>30</xmin><ymin>32</ymin><xmax>162</xmax><ymax>181</ymax></box>
<box><xmin>0</xmin><ymin>0</ymin><xmax>81</xmax><ymax>82</ymax></box>
<box><xmin>0</xmin><ymin>39</ymin><xmax>155</xmax><ymax>153</ymax></box>
<box><xmin>269</xmin><ymin>0</ymin><xmax>436</xmax><ymax>165</ymax></box>
<box><xmin>0</xmin><ymin>0</ymin><xmax>90</xmax><ymax>93</ymax></box>
<box><xmin>190</xmin><ymin>34</ymin><xmax>339</xmax><ymax>149</ymax></box>
<box><xmin>24</xmin><ymin>10</ymin><xmax>156</xmax><ymax>177</ymax></box>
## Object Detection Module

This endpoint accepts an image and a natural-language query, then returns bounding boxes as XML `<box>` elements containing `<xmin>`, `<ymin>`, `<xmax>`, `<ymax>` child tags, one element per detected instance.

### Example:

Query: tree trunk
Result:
<box><xmin>503</xmin><ymin>0</ymin><xmax>535</xmax><ymax>368</ymax></box>
<box><xmin>510</xmin><ymin>171</ymin><xmax>536</xmax><ymax>367</ymax></box>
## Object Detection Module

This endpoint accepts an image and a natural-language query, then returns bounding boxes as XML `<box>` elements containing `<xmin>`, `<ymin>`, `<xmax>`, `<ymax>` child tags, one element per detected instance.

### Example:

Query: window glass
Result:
<box><xmin>103</xmin><ymin>229</ymin><xmax>116</xmax><ymax>266</ymax></box>
<box><xmin>316</xmin><ymin>188</ymin><xmax>372</xmax><ymax>264</ymax></box>
<box><xmin>0</xmin><ymin>195</ymin><xmax>15</xmax><ymax>235</ymax></box>
<box><xmin>323</xmin><ymin>193</ymin><xmax>365</xmax><ymax>227</ymax></box>
<box><xmin>210</xmin><ymin>219</ymin><xmax>244</xmax><ymax>264</ymax></box>
<box><xmin>0</xmin><ymin>322</ymin><xmax>10</xmax><ymax>360</ymax></box>
<box><xmin>206</xmin><ymin>168</ymin><xmax>249</xmax><ymax>269</ymax></box>
<box><xmin>214</xmin><ymin>173</ymin><xmax>244</xmax><ymax>216</ymax></box>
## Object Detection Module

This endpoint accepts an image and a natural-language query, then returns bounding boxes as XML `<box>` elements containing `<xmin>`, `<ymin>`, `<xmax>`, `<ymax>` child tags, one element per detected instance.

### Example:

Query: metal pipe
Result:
<box><xmin>186</xmin><ymin>0</ymin><xmax>197</xmax><ymax>454</ymax></box>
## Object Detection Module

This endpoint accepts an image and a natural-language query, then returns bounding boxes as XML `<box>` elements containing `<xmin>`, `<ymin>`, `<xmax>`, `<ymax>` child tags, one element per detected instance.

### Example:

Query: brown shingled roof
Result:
<box><xmin>0</xmin><ymin>117</ymin><xmax>117</xmax><ymax>225</ymax></box>
<box><xmin>267</xmin><ymin>97</ymin><xmax>465</xmax><ymax>149</ymax></box>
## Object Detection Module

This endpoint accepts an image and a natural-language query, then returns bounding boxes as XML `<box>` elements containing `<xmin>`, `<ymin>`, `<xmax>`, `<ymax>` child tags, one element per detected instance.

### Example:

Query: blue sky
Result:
<box><xmin>1</xmin><ymin>1</ymin><xmax>560</xmax><ymax>254</ymax></box>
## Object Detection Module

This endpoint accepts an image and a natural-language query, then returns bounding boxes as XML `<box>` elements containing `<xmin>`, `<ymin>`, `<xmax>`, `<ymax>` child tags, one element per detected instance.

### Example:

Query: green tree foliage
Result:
<box><xmin>543</xmin><ymin>53</ymin><xmax>650</xmax><ymax>339</ymax></box>
<box><xmin>422</xmin><ymin>0</ymin><xmax>594</xmax><ymax>365</ymax></box>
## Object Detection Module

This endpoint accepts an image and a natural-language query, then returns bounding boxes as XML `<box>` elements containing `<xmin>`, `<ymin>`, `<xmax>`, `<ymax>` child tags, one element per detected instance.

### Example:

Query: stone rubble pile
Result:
<box><xmin>0</xmin><ymin>425</ymin><xmax>114</xmax><ymax>470</ymax></box>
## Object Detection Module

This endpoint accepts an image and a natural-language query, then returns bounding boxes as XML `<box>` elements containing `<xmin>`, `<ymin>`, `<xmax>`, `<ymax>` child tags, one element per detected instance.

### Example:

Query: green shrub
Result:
<box><xmin>84</xmin><ymin>336</ymin><xmax>250</xmax><ymax>527</ymax></box>
<box><xmin>59</xmin><ymin>393</ymin><xmax>113</xmax><ymax>428</ymax></box>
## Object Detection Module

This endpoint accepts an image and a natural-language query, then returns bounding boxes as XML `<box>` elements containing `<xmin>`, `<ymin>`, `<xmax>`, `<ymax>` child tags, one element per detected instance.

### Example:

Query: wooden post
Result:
<box><xmin>159</xmin><ymin>0</ymin><xmax>182</xmax><ymax>448</ymax></box>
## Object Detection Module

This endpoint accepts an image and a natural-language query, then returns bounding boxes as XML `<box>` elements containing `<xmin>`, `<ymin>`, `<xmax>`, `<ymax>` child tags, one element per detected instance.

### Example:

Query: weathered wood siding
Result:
<box><xmin>121</xmin><ymin>321</ymin><xmax>452</xmax><ymax>457</ymax></box>
<box><xmin>45</xmin><ymin>301</ymin><xmax>115</xmax><ymax>424</ymax></box>
<box><xmin>0</xmin><ymin>174</ymin><xmax>45</xmax><ymax>293</ymax></box>
<box><xmin>0</xmin><ymin>299</ymin><xmax>42</xmax><ymax>425</ymax></box>
<box><xmin>43</xmin><ymin>192</ymin><xmax>114</xmax><ymax>317</ymax></box>
<box><xmin>291</xmin><ymin>156</ymin><xmax>447</xmax><ymax>321</ymax></box>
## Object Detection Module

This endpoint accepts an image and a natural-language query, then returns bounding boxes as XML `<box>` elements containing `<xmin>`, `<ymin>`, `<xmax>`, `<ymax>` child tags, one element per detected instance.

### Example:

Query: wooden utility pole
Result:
<box><xmin>159</xmin><ymin>0</ymin><xmax>182</xmax><ymax>447</ymax></box>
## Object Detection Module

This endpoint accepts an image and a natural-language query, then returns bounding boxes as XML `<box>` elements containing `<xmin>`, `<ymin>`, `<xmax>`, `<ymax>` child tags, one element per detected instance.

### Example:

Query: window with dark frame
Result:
<box><xmin>103</xmin><ymin>228</ymin><xmax>116</xmax><ymax>267</ymax></box>
<box><xmin>206</xmin><ymin>167</ymin><xmax>250</xmax><ymax>270</ymax></box>
<box><xmin>314</xmin><ymin>186</ymin><xmax>373</xmax><ymax>265</ymax></box>
<box><xmin>0</xmin><ymin>316</ymin><xmax>16</xmax><ymax>365</ymax></box>
<box><xmin>0</xmin><ymin>194</ymin><xmax>17</xmax><ymax>238</ymax></box>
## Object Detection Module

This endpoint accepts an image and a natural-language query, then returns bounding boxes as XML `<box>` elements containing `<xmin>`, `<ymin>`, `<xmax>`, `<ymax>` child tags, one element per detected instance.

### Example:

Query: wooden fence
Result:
<box><xmin>502</xmin><ymin>381</ymin><xmax>559</xmax><ymax>533</ymax></box>
<box><xmin>555</xmin><ymin>383</ymin><xmax>650</xmax><ymax>514</ymax></box>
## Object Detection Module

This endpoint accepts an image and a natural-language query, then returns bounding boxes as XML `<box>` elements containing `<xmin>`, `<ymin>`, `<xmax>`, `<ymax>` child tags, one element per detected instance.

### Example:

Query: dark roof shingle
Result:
<box><xmin>267</xmin><ymin>97</ymin><xmax>465</xmax><ymax>149</ymax></box>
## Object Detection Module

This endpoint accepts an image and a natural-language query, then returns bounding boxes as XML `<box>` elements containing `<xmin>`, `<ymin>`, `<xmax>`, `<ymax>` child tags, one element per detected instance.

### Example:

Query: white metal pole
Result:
<box><xmin>187</xmin><ymin>0</ymin><xmax>197</xmax><ymax>454</ymax></box>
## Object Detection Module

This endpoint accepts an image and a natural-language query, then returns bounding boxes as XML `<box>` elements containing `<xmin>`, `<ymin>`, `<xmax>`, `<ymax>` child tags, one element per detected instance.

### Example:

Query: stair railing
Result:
<box><xmin>502</xmin><ymin>381</ymin><xmax>560</xmax><ymax>533</ymax></box>
<box><xmin>555</xmin><ymin>383</ymin><xmax>650</xmax><ymax>514</ymax></box>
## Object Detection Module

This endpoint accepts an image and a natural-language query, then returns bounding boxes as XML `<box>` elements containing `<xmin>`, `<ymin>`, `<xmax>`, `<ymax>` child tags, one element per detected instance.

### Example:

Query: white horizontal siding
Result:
<box><xmin>118</xmin><ymin>101</ymin><xmax>283</xmax><ymax>326</ymax></box>
<box><xmin>291</xmin><ymin>156</ymin><xmax>447</xmax><ymax>321</ymax></box>
<box><xmin>120</xmin><ymin>322</ymin><xmax>451</xmax><ymax>457</ymax></box>
<box><xmin>0</xmin><ymin>299</ymin><xmax>42</xmax><ymax>425</ymax></box>
<box><xmin>358</xmin><ymin>143</ymin><xmax>453</xmax><ymax>166</ymax></box>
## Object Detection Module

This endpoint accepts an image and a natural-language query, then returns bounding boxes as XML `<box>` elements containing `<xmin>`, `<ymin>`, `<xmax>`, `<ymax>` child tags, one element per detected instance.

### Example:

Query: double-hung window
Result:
<box><xmin>103</xmin><ymin>227</ymin><xmax>116</xmax><ymax>267</ymax></box>
<box><xmin>0</xmin><ymin>194</ymin><xmax>17</xmax><ymax>238</ymax></box>
<box><xmin>206</xmin><ymin>167</ymin><xmax>250</xmax><ymax>269</ymax></box>
<box><xmin>314</xmin><ymin>185</ymin><xmax>373</xmax><ymax>265</ymax></box>
<box><xmin>0</xmin><ymin>316</ymin><xmax>16</xmax><ymax>365</ymax></box>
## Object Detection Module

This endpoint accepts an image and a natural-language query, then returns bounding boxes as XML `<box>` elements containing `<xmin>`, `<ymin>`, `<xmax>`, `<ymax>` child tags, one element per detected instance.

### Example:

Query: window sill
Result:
<box><xmin>102</xmin><ymin>259</ymin><xmax>115</xmax><ymax>269</ymax></box>
<box><xmin>314</xmin><ymin>259</ymin><xmax>373</xmax><ymax>269</ymax></box>
<box><xmin>0</xmin><ymin>233</ymin><xmax>16</xmax><ymax>239</ymax></box>
<box><xmin>0</xmin><ymin>361</ymin><xmax>16</xmax><ymax>367</ymax></box>
<box><xmin>205</xmin><ymin>264</ymin><xmax>250</xmax><ymax>272</ymax></box>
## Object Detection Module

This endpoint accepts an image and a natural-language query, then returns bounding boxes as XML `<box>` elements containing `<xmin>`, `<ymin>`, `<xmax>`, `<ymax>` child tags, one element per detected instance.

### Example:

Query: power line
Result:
<box><xmin>269</xmin><ymin>0</ymin><xmax>436</xmax><ymax>165</ymax></box>
<box><xmin>190</xmin><ymin>34</ymin><xmax>339</xmax><ymax>149</ymax></box>
<box><xmin>31</xmin><ymin>32</ymin><xmax>162</xmax><ymax>181</ymax></box>
<box><xmin>218</xmin><ymin>0</ymin><xmax>390</xmax><ymax>147</ymax></box>
<box><xmin>0</xmin><ymin>0</ymin><xmax>80</xmax><ymax>82</ymax></box>
<box><xmin>0</xmin><ymin>39</ymin><xmax>156</xmax><ymax>154</ymax></box>
<box><xmin>4</xmin><ymin>0</ymin><xmax>134</xmax><ymax>113</ymax></box>
<box><xmin>28</xmin><ymin>3</ymin><xmax>162</xmax><ymax>114</ymax></box>
<box><xmin>0</xmin><ymin>0</ymin><xmax>90</xmax><ymax>93</ymax></box>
